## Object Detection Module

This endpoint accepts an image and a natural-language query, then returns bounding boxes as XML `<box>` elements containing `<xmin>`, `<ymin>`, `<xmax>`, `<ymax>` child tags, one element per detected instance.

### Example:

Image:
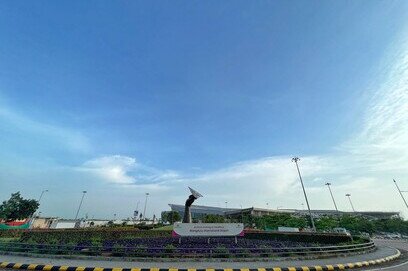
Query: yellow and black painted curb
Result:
<box><xmin>0</xmin><ymin>250</ymin><xmax>401</xmax><ymax>271</ymax></box>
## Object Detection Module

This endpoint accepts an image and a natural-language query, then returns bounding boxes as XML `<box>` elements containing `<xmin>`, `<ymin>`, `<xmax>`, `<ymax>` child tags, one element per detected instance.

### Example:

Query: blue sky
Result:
<box><xmin>1</xmin><ymin>1</ymin><xmax>408</xmax><ymax>219</ymax></box>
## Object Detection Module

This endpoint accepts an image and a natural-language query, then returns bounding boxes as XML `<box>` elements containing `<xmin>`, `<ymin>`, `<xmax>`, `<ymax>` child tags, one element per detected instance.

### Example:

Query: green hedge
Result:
<box><xmin>245</xmin><ymin>231</ymin><xmax>353</xmax><ymax>244</ymax></box>
<box><xmin>0</xmin><ymin>229</ymin><xmax>24</xmax><ymax>238</ymax></box>
<box><xmin>19</xmin><ymin>228</ymin><xmax>172</xmax><ymax>243</ymax></box>
<box><xmin>8</xmin><ymin>228</ymin><xmax>357</xmax><ymax>245</ymax></box>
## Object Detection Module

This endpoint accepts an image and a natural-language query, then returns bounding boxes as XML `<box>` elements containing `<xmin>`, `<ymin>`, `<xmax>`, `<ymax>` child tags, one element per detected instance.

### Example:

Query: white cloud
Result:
<box><xmin>81</xmin><ymin>155</ymin><xmax>137</xmax><ymax>184</ymax></box>
<box><xmin>78</xmin><ymin>35</ymin><xmax>408</xmax><ymax>218</ymax></box>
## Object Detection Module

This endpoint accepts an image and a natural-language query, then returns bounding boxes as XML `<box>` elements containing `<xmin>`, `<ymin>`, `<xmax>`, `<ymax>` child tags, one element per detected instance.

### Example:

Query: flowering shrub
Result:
<box><xmin>19</xmin><ymin>228</ymin><xmax>172</xmax><ymax>243</ymax></box>
<box><xmin>0</xmin><ymin>228</ymin><xmax>369</xmax><ymax>258</ymax></box>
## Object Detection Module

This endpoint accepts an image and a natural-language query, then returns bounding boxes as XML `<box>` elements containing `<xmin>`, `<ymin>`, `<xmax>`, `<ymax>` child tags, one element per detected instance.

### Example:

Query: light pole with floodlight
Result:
<box><xmin>30</xmin><ymin>189</ymin><xmax>49</xmax><ymax>229</ymax></box>
<box><xmin>393</xmin><ymin>179</ymin><xmax>408</xmax><ymax>210</ymax></box>
<box><xmin>143</xmin><ymin>193</ymin><xmax>149</xmax><ymax>220</ymax></box>
<box><xmin>292</xmin><ymin>157</ymin><xmax>316</xmax><ymax>232</ymax></box>
<box><xmin>345</xmin><ymin>193</ymin><xmax>355</xmax><ymax>212</ymax></box>
<box><xmin>75</xmin><ymin>191</ymin><xmax>87</xmax><ymax>220</ymax></box>
<box><xmin>325</xmin><ymin>182</ymin><xmax>339</xmax><ymax>212</ymax></box>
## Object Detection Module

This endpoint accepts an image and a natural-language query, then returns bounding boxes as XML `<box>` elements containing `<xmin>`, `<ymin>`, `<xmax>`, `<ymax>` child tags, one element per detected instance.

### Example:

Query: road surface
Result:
<box><xmin>0</xmin><ymin>239</ymin><xmax>404</xmax><ymax>270</ymax></box>
<box><xmin>360</xmin><ymin>239</ymin><xmax>408</xmax><ymax>270</ymax></box>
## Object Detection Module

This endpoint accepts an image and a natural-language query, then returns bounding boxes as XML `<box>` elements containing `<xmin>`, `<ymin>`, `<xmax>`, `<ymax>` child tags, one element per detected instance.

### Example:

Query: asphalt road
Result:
<box><xmin>0</xmin><ymin>239</ymin><xmax>405</xmax><ymax>270</ymax></box>
<box><xmin>360</xmin><ymin>239</ymin><xmax>408</xmax><ymax>271</ymax></box>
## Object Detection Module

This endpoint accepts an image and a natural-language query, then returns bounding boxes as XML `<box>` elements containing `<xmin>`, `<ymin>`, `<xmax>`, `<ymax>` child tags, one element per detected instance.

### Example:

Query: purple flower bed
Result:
<box><xmin>72</xmin><ymin>237</ymin><xmax>330</xmax><ymax>257</ymax></box>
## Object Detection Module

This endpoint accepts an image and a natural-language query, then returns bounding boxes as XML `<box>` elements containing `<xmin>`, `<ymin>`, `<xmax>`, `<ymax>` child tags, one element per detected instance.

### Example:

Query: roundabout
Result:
<box><xmin>0</xmin><ymin>228</ymin><xmax>402</xmax><ymax>271</ymax></box>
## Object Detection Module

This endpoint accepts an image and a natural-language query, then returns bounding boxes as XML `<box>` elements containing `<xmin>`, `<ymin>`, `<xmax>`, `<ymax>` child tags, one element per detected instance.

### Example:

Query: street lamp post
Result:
<box><xmin>143</xmin><ymin>193</ymin><xmax>149</xmax><ymax>220</ymax></box>
<box><xmin>325</xmin><ymin>182</ymin><xmax>339</xmax><ymax>212</ymax></box>
<box><xmin>75</xmin><ymin>191</ymin><xmax>87</xmax><ymax>220</ymax></box>
<box><xmin>30</xmin><ymin>189</ymin><xmax>49</xmax><ymax>229</ymax></box>
<box><xmin>240</xmin><ymin>204</ymin><xmax>244</xmax><ymax>223</ymax></box>
<box><xmin>292</xmin><ymin>157</ymin><xmax>316</xmax><ymax>232</ymax></box>
<box><xmin>225</xmin><ymin>201</ymin><xmax>228</xmax><ymax>208</ymax></box>
<box><xmin>393</xmin><ymin>179</ymin><xmax>408</xmax><ymax>210</ymax></box>
<box><xmin>38</xmin><ymin>189</ymin><xmax>49</xmax><ymax>203</ymax></box>
<box><xmin>345</xmin><ymin>194</ymin><xmax>355</xmax><ymax>212</ymax></box>
<box><xmin>36</xmin><ymin>189</ymin><xmax>49</xmax><ymax>215</ymax></box>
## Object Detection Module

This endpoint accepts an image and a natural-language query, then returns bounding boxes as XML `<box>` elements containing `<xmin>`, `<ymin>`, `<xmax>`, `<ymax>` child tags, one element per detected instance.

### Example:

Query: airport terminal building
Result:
<box><xmin>166</xmin><ymin>204</ymin><xmax>399</xmax><ymax>221</ymax></box>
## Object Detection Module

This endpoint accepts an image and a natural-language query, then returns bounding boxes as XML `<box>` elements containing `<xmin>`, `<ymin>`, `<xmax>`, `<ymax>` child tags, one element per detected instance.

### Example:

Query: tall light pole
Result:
<box><xmin>143</xmin><ymin>193</ymin><xmax>149</xmax><ymax>220</ymax></box>
<box><xmin>38</xmin><ymin>189</ymin><xmax>49</xmax><ymax>203</ymax></box>
<box><xmin>240</xmin><ymin>204</ymin><xmax>244</xmax><ymax>223</ymax></box>
<box><xmin>30</xmin><ymin>189</ymin><xmax>49</xmax><ymax>229</ymax></box>
<box><xmin>75</xmin><ymin>191</ymin><xmax>87</xmax><ymax>220</ymax></box>
<box><xmin>36</xmin><ymin>189</ymin><xmax>49</xmax><ymax>215</ymax></box>
<box><xmin>345</xmin><ymin>194</ymin><xmax>355</xmax><ymax>212</ymax></box>
<box><xmin>325</xmin><ymin>182</ymin><xmax>338</xmax><ymax>212</ymax></box>
<box><xmin>292</xmin><ymin>157</ymin><xmax>316</xmax><ymax>232</ymax></box>
<box><xmin>393</xmin><ymin>179</ymin><xmax>408</xmax><ymax>210</ymax></box>
<box><xmin>225</xmin><ymin>201</ymin><xmax>228</xmax><ymax>208</ymax></box>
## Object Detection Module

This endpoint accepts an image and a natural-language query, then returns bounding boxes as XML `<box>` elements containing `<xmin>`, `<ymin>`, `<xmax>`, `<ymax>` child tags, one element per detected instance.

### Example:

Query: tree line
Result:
<box><xmin>161</xmin><ymin>211</ymin><xmax>408</xmax><ymax>235</ymax></box>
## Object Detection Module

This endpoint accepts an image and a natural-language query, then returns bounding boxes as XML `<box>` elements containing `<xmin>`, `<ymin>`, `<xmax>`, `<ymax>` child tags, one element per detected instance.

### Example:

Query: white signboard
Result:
<box><xmin>172</xmin><ymin>223</ymin><xmax>244</xmax><ymax>237</ymax></box>
<box><xmin>278</xmin><ymin>226</ymin><xmax>299</xmax><ymax>232</ymax></box>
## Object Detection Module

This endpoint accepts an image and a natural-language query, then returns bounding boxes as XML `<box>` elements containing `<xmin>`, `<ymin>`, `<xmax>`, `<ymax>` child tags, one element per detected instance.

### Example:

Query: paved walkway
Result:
<box><xmin>0</xmin><ymin>246</ymin><xmax>399</xmax><ymax>268</ymax></box>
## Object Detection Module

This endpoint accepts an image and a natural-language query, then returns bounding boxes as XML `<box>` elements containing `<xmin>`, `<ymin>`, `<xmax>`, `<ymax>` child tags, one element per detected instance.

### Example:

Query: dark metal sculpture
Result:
<box><xmin>183</xmin><ymin>187</ymin><xmax>203</xmax><ymax>223</ymax></box>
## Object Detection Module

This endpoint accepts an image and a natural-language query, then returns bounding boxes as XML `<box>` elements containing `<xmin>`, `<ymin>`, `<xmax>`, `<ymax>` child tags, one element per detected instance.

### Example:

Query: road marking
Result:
<box><xmin>362</xmin><ymin>259</ymin><xmax>408</xmax><ymax>270</ymax></box>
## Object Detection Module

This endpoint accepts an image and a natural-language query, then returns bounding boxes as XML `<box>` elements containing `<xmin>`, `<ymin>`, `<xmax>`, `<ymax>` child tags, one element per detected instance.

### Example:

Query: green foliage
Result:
<box><xmin>338</xmin><ymin>215</ymin><xmax>375</xmax><ymax>234</ymax></box>
<box><xmin>315</xmin><ymin>216</ymin><xmax>339</xmax><ymax>231</ymax></box>
<box><xmin>161</xmin><ymin>211</ymin><xmax>181</xmax><ymax>224</ymax></box>
<box><xmin>111</xmin><ymin>243</ymin><xmax>126</xmax><ymax>256</ymax></box>
<box><xmin>245</xmin><ymin>231</ymin><xmax>352</xmax><ymax>244</ymax></box>
<box><xmin>164</xmin><ymin>244</ymin><xmax>175</xmax><ymax>256</ymax></box>
<box><xmin>0</xmin><ymin>230</ymin><xmax>24</xmax><ymax>238</ymax></box>
<box><xmin>213</xmin><ymin>245</ymin><xmax>230</xmax><ymax>258</ymax></box>
<box><xmin>252</xmin><ymin>214</ymin><xmax>408</xmax><ymax>235</ymax></box>
<box><xmin>254</xmin><ymin>214</ymin><xmax>308</xmax><ymax>230</ymax></box>
<box><xmin>0</xmin><ymin>192</ymin><xmax>39</xmax><ymax>221</ymax></box>
<box><xmin>202</xmin><ymin>214</ymin><xmax>225</xmax><ymax>223</ymax></box>
<box><xmin>19</xmin><ymin>228</ymin><xmax>172</xmax><ymax>244</ymax></box>
<box><xmin>375</xmin><ymin>217</ymin><xmax>408</xmax><ymax>234</ymax></box>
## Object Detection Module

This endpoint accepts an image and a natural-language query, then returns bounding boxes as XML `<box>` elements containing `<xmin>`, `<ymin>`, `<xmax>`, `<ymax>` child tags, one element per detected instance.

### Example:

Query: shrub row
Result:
<box><xmin>244</xmin><ymin>231</ymin><xmax>354</xmax><ymax>244</ymax></box>
<box><xmin>9</xmin><ymin>228</ymin><xmax>358</xmax><ymax>246</ymax></box>
<box><xmin>0</xmin><ymin>229</ymin><xmax>24</xmax><ymax>238</ymax></box>
<box><xmin>19</xmin><ymin>228</ymin><xmax>172</xmax><ymax>243</ymax></box>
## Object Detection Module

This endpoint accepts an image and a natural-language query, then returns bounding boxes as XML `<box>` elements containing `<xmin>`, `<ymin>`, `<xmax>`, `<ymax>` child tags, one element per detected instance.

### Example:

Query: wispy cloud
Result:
<box><xmin>0</xmin><ymin>102</ymin><xmax>90</xmax><ymax>153</ymax></box>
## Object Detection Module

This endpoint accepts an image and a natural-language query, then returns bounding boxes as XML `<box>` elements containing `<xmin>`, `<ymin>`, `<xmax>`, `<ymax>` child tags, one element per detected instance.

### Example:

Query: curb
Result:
<box><xmin>0</xmin><ymin>247</ymin><xmax>377</xmax><ymax>262</ymax></box>
<box><xmin>0</xmin><ymin>249</ymin><xmax>401</xmax><ymax>271</ymax></box>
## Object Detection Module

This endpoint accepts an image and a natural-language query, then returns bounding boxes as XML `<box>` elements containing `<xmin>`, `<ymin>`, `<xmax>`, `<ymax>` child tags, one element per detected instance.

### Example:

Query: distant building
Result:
<box><xmin>167</xmin><ymin>204</ymin><xmax>239</xmax><ymax>221</ymax></box>
<box><xmin>168</xmin><ymin>204</ymin><xmax>399</xmax><ymax>221</ymax></box>
<box><xmin>31</xmin><ymin>217</ymin><xmax>59</xmax><ymax>229</ymax></box>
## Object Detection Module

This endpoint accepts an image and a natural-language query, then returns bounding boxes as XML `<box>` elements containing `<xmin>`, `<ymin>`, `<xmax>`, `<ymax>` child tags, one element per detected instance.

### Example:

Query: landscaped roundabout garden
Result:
<box><xmin>0</xmin><ymin>228</ymin><xmax>374</xmax><ymax>259</ymax></box>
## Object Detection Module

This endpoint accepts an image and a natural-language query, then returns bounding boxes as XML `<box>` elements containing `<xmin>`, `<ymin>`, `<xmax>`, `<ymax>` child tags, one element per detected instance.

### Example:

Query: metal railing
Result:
<box><xmin>0</xmin><ymin>240</ymin><xmax>375</xmax><ymax>258</ymax></box>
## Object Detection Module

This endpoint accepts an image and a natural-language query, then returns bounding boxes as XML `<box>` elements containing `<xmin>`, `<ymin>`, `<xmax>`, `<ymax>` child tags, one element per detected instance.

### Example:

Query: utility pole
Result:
<box><xmin>292</xmin><ymin>157</ymin><xmax>316</xmax><ymax>232</ymax></box>
<box><xmin>393</xmin><ymin>179</ymin><xmax>408</xmax><ymax>210</ymax></box>
<box><xmin>325</xmin><ymin>182</ymin><xmax>339</xmax><ymax>212</ymax></box>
